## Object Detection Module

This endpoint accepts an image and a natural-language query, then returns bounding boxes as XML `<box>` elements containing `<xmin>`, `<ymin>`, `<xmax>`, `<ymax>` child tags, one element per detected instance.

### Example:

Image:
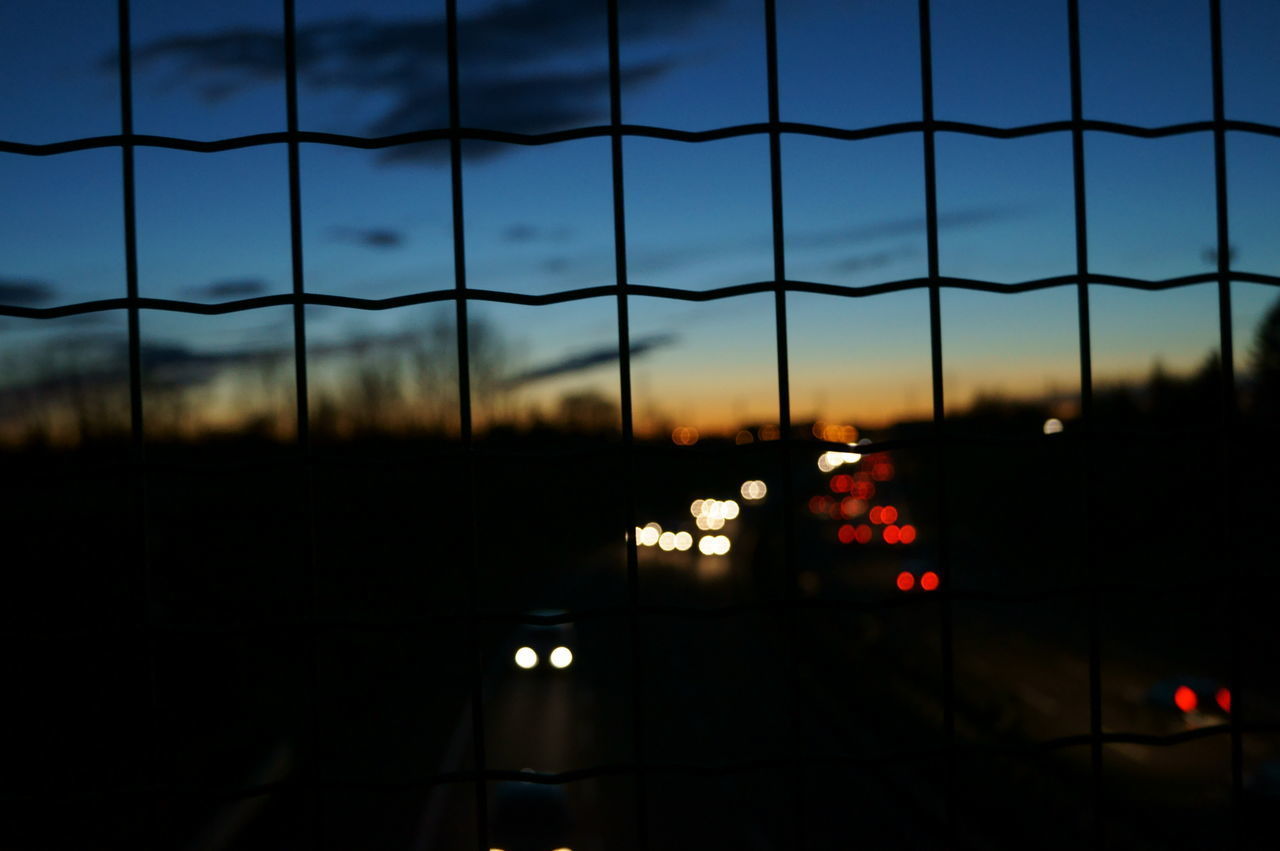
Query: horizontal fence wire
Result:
<box><xmin>8</xmin><ymin>575</ymin><xmax>1260</xmax><ymax>636</ymax></box>
<box><xmin>3</xmin><ymin>273</ymin><xmax>1279</xmax><ymax>319</ymax></box>
<box><xmin>4</xmin><ymin>118</ymin><xmax>1280</xmax><ymax>157</ymax></box>
<box><xmin>7</xmin><ymin>722</ymin><xmax>1279</xmax><ymax>805</ymax></box>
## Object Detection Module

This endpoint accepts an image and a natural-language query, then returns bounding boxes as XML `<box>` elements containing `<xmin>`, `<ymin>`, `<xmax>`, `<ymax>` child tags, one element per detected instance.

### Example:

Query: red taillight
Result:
<box><xmin>1215</xmin><ymin>687</ymin><xmax>1231</xmax><ymax>713</ymax></box>
<box><xmin>899</xmin><ymin>524</ymin><xmax>917</xmax><ymax>544</ymax></box>
<box><xmin>1174</xmin><ymin>685</ymin><xmax>1198</xmax><ymax>713</ymax></box>
<box><xmin>920</xmin><ymin>571</ymin><xmax>939</xmax><ymax>591</ymax></box>
<box><xmin>854</xmin><ymin>524</ymin><xmax>872</xmax><ymax>543</ymax></box>
<box><xmin>838</xmin><ymin>524</ymin><xmax>855</xmax><ymax>544</ymax></box>
<box><xmin>896</xmin><ymin>571</ymin><xmax>915</xmax><ymax>591</ymax></box>
<box><xmin>840</xmin><ymin>496</ymin><xmax>865</xmax><ymax>518</ymax></box>
<box><xmin>850</xmin><ymin>480</ymin><xmax>875</xmax><ymax>500</ymax></box>
<box><xmin>881</xmin><ymin>505</ymin><xmax>899</xmax><ymax>524</ymax></box>
<box><xmin>883</xmin><ymin>524</ymin><xmax>901</xmax><ymax>544</ymax></box>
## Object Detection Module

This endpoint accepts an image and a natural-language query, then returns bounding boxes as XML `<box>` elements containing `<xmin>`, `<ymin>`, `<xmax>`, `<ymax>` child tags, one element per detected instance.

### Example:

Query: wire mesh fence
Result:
<box><xmin>2</xmin><ymin>0</ymin><xmax>1279</xmax><ymax>848</ymax></box>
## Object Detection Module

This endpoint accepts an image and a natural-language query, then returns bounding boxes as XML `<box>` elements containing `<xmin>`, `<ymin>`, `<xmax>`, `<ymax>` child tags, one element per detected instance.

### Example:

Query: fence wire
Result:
<box><xmin>2</xmin><ymin>0</ymin><xmax>1277</xmax><ymax>849</ymax></box>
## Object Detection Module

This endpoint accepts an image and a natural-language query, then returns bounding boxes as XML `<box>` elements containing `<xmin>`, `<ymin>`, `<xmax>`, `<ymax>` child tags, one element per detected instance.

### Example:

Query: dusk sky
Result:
<box><xmin>2</xmin><ymin>0</ymin><xmax>1278</xmax><ymax>435</ymax></box>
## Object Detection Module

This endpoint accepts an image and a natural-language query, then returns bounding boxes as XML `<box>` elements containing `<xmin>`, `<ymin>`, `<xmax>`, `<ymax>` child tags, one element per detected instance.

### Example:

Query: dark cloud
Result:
<box><xmin>0</xmin><ymin>278</ymin><xmax>57</xmax><ymax>306</ymax></box>
<box><xmin>830</xmin><ymin>247</ymin><xmax>915</xmax><ymax>273</ymax></box>
<box><xmin>503</xmin><ymin>224</ymin><xmax>572</xmax><ymax>243</ymax></box>
<box><xmin>505</xmin><ymin>333</ymin><xmax>676</xmax><ymax>386</ymax></box>
<box><xmin>330</xmin><ymin>226</ymin><xmax>405</xmax><ymax>249</ymax></box>
<box><xmin>791</xmin><ymin>207</ymin><xmax>1022</xmax><ymax>249</ymax></box>
<box><xmin>187</xmin><ymin>279</ymin><xmax>269</xmax><ymax>299</ymax></box>
<box><xmin>121</xmin><ymin>0</ymin><xmax>721</xmax><ymax>160</ymax></box>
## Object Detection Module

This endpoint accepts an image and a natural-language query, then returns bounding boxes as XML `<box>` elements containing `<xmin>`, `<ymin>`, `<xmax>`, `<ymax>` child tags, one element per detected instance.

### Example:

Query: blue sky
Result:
<box><xmin>1</xmin><ymin>0</ymin><xmax>1278</xmax><ymax>434</ymax></box>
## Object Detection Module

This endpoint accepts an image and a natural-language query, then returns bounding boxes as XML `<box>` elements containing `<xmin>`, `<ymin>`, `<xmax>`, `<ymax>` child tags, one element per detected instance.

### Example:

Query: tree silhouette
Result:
<box><xmin>1249</xmin><ymin>294</ymin><xmax>1280</xmax><ymax>421</ymax></box>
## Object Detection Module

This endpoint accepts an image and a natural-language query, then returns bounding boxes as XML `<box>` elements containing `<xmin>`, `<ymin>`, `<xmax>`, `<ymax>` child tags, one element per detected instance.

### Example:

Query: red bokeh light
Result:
<box><xmin>920</xmin><ymin>571</ymin><xmax>939</xmax><ymax>591</ymax></box>
<box><xmin>869</xmin><ymin>506</ymin><xmax>883</xmax><ymax>524</ymax></box>
<box><xmin>850</xmin><ymin>480</ymin><xmax>875</xmax><ymax>499</ymax></box>
<box><xmin>871</xmin><ymin>462</ymin><xmax>894</xmax><ymax>481</ymax></box>
<box><xmin>899</xmin><ymin>524</ymin><xmax>917</xmax><ymax>544</ymax></box>
<box><xmin>883</xmin><ymin>524</ymin><xmax>901</xmax><ymax>544</ymax></box>
<box><xmin>881</xmin><ymin>505</ymin><xmax>899</xmax><ymax>524</ymax></box>
<box><xmin>830</xmin><ymin>474</ymin><xmax>853</xmax><ymax>493</ymax></box>
<box><xmin>838</xmin><ymin>524</ymin><xmax>855</xmax><ymax>544</ymax></box>
<box><xmin>840</xmin><ymin>496</ymin><xmax>866</xmax><ymax>518</ymax></box>
<box><xmin>855</xmin><ymin>524</ymin><xmax>872</xmax><ymax>543</ymax></box>
<box><xmin>808</xmin><ymin>496</ymin><xmax>830</xmax><ymax>515</ymax></box>
<box><xmin>896</xmin><ymin>571</ymin><xmax>915</xmax><ymax>591</ymax></box>
<box><xmin>1174</xmin><ymin>685</ymin><xmax>1198</xmax><ymax>713</ymax></box>
<box><xmin>1216</xmin><ymin>687</ymin><xmax>1231</xmax><ymax>713</ymax></box>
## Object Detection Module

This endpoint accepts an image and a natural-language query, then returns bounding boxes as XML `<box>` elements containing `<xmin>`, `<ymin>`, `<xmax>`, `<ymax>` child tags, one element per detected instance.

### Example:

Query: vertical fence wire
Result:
<box><xmin>283</xmin><ymin>0</ymin><xmax>309</xmax><ymax>454</ymax></box>
<box><xmin>442</xmin><ymin>2</ymin><xmax>490</xmax><ymax>848</ymax></box>
<box><xmin>280</xmin><ymin>1</ymin><xmax>321</xmax><ymax>844</ymax></box>
<box><xmin>761</xmin><ymin>2</ymin><xmax>808</xmax><ymax>847</ymax></box>
<box><xmin>915</xmin><ymin>0</ymin><xmax>956</xmax><ymax>839</ymax></box>
<box><xmin>762</xmin><ymin>0</ymin><xmax>794</xmax><ymax>569</ymax></box>
<box><xmin>1065</xmin><ymin>1</ymin><xmax>1104</xmax><ymax>846</ymax></box>
<box><xmin>604</xmin><ymin>2</ymin><xmax>650</xmax><ymax>847</ymax></box>
<box><xmin>1207</xmin><ymin>1</ymin><xmax>1244</xmax><ymax>843</ymax></box>
<box><xmin>114</xmin><ymin>0</ymin><xmax>155</xmax><ymax>840</ymax></box>
<box><xmin>116</xmin><ymin>2</ymin><xmax>142</xmax><ymax>459</ymax></box>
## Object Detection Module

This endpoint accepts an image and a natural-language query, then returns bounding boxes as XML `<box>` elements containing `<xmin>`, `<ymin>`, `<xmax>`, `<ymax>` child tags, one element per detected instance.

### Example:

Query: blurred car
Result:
<box><xmin>507</xmin><ymin>610</ymin><xmax>577</xmax><ymax>676</ymax></box>
<box><xmin>488</xmin><ymin>780</ymin><xmax>573</xmax><ymax>851</ymax></box>
<box><xmin>1147</xmin><ymin>676</ymin><xmax>1231</xmax><ymax>722</ymax></box>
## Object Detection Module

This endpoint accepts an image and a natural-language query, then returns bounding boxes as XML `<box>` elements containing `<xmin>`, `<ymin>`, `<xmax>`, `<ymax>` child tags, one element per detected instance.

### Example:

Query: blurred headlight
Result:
<box><xmin>549</xmin><ymin>646</ymin><xmax>573</xmax><ymax>669</ymax></box>
<box><xmin>514</xmin><ymin>647</ymin><xmax>538</xmax><ymax>669</ymax></box>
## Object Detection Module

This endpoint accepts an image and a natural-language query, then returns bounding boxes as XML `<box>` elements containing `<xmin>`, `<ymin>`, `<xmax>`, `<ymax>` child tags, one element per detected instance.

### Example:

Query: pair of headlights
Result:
<box><xmin>514</xmin><ymin>646</ymin><xmax>573</xmax><ymax>669</ymax></box>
